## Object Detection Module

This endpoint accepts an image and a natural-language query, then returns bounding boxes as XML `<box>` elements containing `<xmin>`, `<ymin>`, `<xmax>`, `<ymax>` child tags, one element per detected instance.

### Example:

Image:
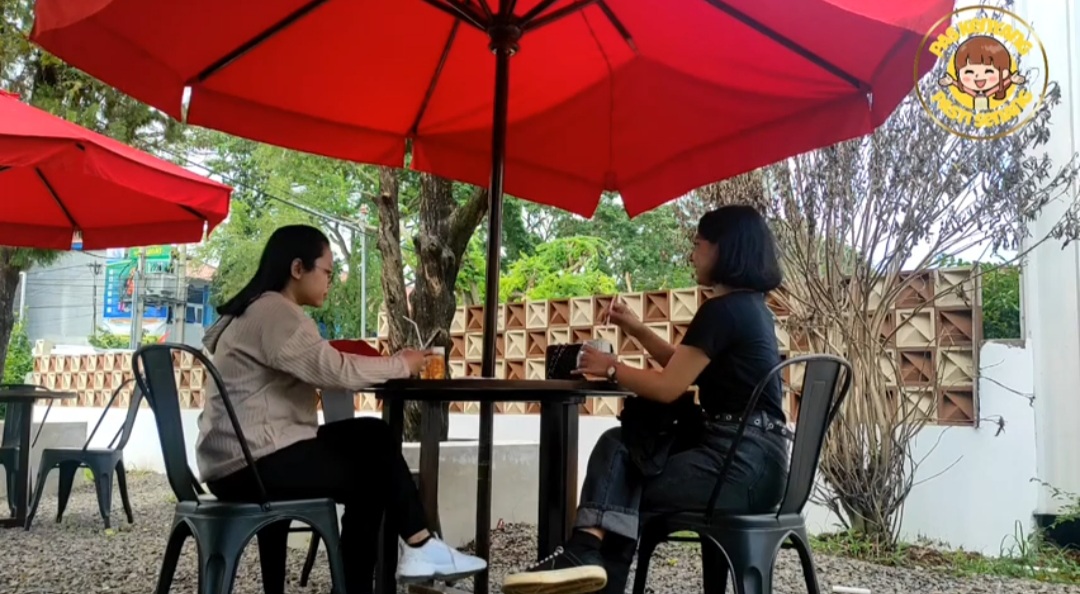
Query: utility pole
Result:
<box><xmin>360</xmin><ymin>204</ymin><xmax>369</xmax><ymax>337</ymax></box>
<box><xmin>17</xmin><ymin>271</ymin><xmax>27</xmax><ymax>320</ymax></box>
<box><xmin>176</xmin><ymin>245</ymin><xmax>188</xmax><ymax>344</ymax></box>
<box><xmin>128</xmin><ymin>248</ymin><xmax>146</xmax><ymax>350</ymax></box>
<box><xmin>89</xmin><ymin>263</ymin><xmax>102</xmax><ymax>334</ymax></box>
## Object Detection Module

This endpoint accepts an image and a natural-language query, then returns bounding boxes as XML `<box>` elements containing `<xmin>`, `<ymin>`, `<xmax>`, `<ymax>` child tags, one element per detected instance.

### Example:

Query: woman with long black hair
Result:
<box><xmin>503</xmin><ymin>206</ymin><xmax>790</xmax><ymax>594</ymax></box>
<box><xmin>195</xmin><ymin>224</ymin><xmax>485</xmax><ymax>593</ymax></box>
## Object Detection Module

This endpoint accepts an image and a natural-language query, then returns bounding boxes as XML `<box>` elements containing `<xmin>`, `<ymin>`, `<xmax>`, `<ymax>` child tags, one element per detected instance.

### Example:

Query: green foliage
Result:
<box><xmin>979</xmin><ymin>264</ymin><xmax>1021</xmax><ymax>340</ymax></box>
<box><xmin>499</xmin><ymin>237</ymin><xmax>618</xmax><ymax>301</ymax></box>
<box><xmin>3</xmin><ymin>319</ymin><xmax>33</xmax><ymax>384</ymax></box>
<box><xmin>188</xmin><ymin>131</ymin><xmax>386</xmax><ymax>338</ymax></box>
<box><xmin>87</xmin><ymin>328</ymin><xmax>161</xmax><ymax>349</ymax></box>
<box><xmin>812</xmin><ymin>528</ymin><xmax>1080</xmax><ymax>585</ymax></box>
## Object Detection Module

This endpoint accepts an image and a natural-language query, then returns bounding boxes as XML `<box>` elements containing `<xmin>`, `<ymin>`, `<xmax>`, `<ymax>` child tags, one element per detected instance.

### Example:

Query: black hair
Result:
<box><xmin>697</xmin><ymin>205</ymin><xmax>782</xmax><ymax>292</ymax></box>
<box><xmin>217</xmin><ymin>224</ymin><xmax>330</xmax><ymax>317</ymax></box>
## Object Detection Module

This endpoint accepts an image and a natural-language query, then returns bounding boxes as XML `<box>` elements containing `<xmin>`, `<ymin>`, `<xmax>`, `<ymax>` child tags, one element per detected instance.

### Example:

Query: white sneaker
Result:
<box><xmin>397</xmin><ymin>535</ymin><xmax>488</xmax><ymax>583</ymax></box>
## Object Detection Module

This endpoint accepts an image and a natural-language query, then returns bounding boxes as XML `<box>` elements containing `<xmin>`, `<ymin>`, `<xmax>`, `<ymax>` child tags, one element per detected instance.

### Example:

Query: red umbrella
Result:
<box><xmin>31</xmin><ymin>1</ymin><xmax>950</xmax><ymax>219</ymax></box>
<box><xmin>0</xmin><ymin>90</ymin><xmax>232</xmax><ymax>250</ymax></box>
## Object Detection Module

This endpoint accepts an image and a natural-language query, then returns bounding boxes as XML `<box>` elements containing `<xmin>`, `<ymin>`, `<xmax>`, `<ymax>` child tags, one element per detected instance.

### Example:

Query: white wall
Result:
<box><xmin>36</xmin><ymin>341</ymin><xmax>1038</xmax><ymax>554</ymax></box>
<box><xmin>1015</xmin><ymin>0</ymin><xmax>1080</xmax><ymax>515</ymax></box>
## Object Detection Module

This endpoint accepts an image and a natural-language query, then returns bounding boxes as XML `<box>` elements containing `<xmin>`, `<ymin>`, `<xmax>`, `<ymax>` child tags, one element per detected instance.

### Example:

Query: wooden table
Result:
<box><xmin>0</xmin><ymin>385</ymin><xmax>76</xmax><ymax>529</ymax></box>
<box><xmin>372</xmin><ymin>379</ymin><xmax>631</xmax><ymax>594</ymax></box>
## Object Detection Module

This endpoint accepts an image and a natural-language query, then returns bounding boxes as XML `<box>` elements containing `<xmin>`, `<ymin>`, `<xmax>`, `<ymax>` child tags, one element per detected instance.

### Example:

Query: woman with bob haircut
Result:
<box><xmin>503</xmin><ymin>205</ymin><xmax>790</xmax><ymax>594</ymax></box>
<box><xmin>196</xmin><ymin>224</ymin><xmax>485</xmax><ymax>594</ymax></box>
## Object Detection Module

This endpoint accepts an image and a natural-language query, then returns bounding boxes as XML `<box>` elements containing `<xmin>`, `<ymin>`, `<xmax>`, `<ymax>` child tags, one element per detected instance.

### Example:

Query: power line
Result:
<box><xmin>154</xmin><ymin>145</ymin><xmax>420</xmax><ymax>254</ymax></box>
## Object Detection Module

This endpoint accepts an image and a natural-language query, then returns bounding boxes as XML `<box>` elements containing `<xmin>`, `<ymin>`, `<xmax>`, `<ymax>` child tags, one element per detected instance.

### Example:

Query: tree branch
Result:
<box><xmin>449</xmin><ymin>186</ymin><xmax>489</xmax><ymax>262</ymax></box>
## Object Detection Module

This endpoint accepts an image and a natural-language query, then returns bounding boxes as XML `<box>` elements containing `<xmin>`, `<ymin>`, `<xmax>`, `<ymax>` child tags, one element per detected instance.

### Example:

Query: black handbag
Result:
<box><xmin>618</xmin><ymin>393</ymin><xmax>704</xmax><ymax>477</ymax></box>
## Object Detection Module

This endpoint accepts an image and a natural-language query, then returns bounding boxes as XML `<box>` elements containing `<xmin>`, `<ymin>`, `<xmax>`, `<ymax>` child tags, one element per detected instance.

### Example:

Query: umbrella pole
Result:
<box><xmin>476</xmin><ymin>19</ymin><xmax>519</xmax><ymax>594</ymax></box>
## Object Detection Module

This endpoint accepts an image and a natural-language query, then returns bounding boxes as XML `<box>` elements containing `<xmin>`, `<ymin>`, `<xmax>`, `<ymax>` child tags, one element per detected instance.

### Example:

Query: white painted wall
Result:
<box><xmin>1014</xmin><ymin>0</ymin><xmax>1080</xmax><ymax>516</ymax></box>
<box><xmin>34</xmin><ymin>341</ymin><xmax>1037</xmax><ymax>554</ymax></box>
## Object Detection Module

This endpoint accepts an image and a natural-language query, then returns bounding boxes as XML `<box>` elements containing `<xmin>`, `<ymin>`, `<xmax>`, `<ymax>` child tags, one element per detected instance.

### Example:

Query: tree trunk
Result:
<box><xmin>372</xmin><ymin>169</ymin><xmax>489</xmax><ymax>441</ymax></box>
<box><xmin>0</xmin><ymin>249</ymin><xmax>25</xmax><ymax>380</ymax></box>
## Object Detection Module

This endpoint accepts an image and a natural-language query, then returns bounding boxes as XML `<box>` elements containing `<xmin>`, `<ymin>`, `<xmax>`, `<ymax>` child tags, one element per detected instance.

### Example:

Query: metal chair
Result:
<box><xmin>25</xmin><ymin>378</ymin><xmax>142</xmax><ymax>529</ymax></box>
<box><xmin>632</xmin><ymin>354</ymin><xmax>853</xmax><ymax>594</ymax></box>
<box><xmin>0</xmin><ymin>389</ymin><xmax>30</xmax><ymax>517</ymax></box>
<box><xmin>133</xmin><ymin>343</ymin><xmax>347</xmax><ymax>594</ymax></box>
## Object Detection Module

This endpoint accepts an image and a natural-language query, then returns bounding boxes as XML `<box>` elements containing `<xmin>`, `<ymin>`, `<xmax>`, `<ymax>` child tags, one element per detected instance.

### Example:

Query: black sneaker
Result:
<box><xmin>502</xmin><ymin>545</ymin><xmax>607</xmax><ymax>594</ymax></box>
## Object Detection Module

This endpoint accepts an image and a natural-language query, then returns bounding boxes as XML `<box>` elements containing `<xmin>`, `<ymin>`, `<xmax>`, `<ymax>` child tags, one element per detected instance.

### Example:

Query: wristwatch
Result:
<box><xmin>606</xmin><ymin>364</ymin><xmax>618</xmax><ymax>382</ymax></box>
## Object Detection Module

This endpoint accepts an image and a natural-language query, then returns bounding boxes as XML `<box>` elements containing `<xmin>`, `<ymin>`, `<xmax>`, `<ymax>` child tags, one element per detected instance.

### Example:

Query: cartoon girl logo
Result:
<box><xmin>937</xmin><ymin>35</ymin><xmax>1026</xmax><ymax>113</ymax></box>
<box><xmin>918</xmin><ymin>7</ymin><xmax>1047</xmax><ymax>140</ymax></box>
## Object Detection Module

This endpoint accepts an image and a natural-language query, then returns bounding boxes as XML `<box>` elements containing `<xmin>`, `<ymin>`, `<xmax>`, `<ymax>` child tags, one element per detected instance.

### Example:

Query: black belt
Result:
<box><xmin>708</xmin><ymin>410</ymin><xmax>793</xmax><ymax>440</ymax></box>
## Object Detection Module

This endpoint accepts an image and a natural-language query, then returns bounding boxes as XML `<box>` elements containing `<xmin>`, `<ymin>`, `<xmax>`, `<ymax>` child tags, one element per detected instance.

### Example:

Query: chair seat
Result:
<box><xmin>646</xmin><ymin>510</ymin><xmax>806</xmax><ymax>533</ymax></box>
<box><xmin>179</xmin><ymin>496</ymin><xmax>338</xmax><ymax>519</ymax></box>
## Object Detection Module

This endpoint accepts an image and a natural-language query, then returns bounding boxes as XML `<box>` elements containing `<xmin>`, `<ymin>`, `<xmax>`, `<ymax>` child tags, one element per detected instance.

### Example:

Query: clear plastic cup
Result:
<box><xmin>421</xmin><ymin>347</ymin><xmax>447</xmax><ymax>380</ymax></box>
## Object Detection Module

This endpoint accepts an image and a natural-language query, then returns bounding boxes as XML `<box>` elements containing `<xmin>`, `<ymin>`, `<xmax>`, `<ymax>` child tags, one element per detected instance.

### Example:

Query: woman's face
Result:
<box><xmin>690</xmin><ymin>234</ymin><xmax>718</xmax><ymax>286</ymax></box>
<box><xmin>290</xmin><ymin>246</ymin><xmax>334</xmax><ymax>308</ymax></box>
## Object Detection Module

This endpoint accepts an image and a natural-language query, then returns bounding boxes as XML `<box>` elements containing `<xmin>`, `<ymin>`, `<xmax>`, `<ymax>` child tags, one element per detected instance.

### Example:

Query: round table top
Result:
<box><xmin>373</xmin><ymin>378</ymin><xmax>632</xmax><ymax>402</ymax></box>
<box><xmin>0</xmin><ymin>385</ymin><xmax>77</xmax><ymax>402</ymax></box>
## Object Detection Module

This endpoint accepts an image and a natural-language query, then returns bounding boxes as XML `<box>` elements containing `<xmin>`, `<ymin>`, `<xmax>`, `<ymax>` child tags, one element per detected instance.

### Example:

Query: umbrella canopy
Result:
<box><xmin>0</xmin><ymin>90</ymin><xmax>232</xmax><ymax>250</ymax></box>
<box><xmin>30</xmin><ymin>0</ymin><xmax>952</xmax><ymax>218</ymax></box>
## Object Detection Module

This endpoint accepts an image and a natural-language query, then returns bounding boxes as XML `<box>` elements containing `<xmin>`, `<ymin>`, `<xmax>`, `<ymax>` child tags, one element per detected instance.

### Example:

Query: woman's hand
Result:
<box><xmin>574</xmin><ymin>344</ymin><xmax>618</xmax><ymax>378</ymax></box>
<box><xmin>602</xmin><ymin>300</ymin><xmax>644</xmax><ymax>335</ymax></box>
<box><xmin>398</xmin><ymin>349</ymin><xmax>428</xmax><ymax>376</ymax></box>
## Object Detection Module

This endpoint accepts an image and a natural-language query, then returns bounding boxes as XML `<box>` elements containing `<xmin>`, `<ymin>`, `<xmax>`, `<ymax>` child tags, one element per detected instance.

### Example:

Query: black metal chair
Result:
<box><xmin>25</xmin><ymin>378</ymin><xmax>142</xmax><ymax>529</ymax></box>
<box><xmin>0</xmin><ymin>389</ymin><xmax>30</xmax><ymax>517</ymax></box>
<box><xmin>632</xmin><ymin>354</ymin><xmax>853</xmax><ymax>594</ymax></box>
<box><xmin>133</xmin><ymin>343</ymin><xmax>347</xmax><ymax>594</ymax></box>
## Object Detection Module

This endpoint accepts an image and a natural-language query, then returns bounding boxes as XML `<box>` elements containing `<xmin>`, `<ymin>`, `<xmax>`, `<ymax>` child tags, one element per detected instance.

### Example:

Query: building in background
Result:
<box><xmin>13</xmin><ymin>246</ymin><xmax>216</xmax><ymax>349</ymax></box>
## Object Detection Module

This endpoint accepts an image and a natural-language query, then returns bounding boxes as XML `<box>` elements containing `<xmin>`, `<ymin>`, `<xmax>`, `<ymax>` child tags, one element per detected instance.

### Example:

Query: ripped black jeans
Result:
<box><xmin>574</xmin><ymin>421</ymin><xmax>790</xmax><ymax>593</ymax></box>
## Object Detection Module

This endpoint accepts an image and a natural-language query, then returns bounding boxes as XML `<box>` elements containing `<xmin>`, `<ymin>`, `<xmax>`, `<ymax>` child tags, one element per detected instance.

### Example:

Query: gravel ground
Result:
<box><xmin>1</xmin><ymin>472</ymin><xmax>1077</xmax><ymax>594</ymax></box>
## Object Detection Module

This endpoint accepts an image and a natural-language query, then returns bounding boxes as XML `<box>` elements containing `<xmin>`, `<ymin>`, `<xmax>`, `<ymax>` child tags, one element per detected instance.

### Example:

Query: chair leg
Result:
<box><xmin>4</xmin><ymin>467</ymin><xmax>16</xmax><ymax>517</ymax></box>
<box><xmin>156</xmin><ymin>520</ymin><xmax>191</xmax><ymax>594</ymax></box>
<box><xmin>116</xmin><ymin>460</ymin><xmax>134</xmax><ymax>524</ymax></box>
<box><xmin>256</xmin><ymin>521</ymin><xmax>289</xmax><ymax>594</ymax></box>
<box><xmin>25</xmin><ymin>462</ymin><xmax>55</xmax><ymax>530</ymax></box>
<box><xmin>318</xmin><ymin>526</ymin><xmax>349</xmax><ymax>594</ymax></box>
<box><xmin>54</xmin><ymin>461</ymin><xmax>80</xmax><ymax>523</ymax></box>
<box><xmin>790</xmin><ymin>531</ymin><xmax>822</xmax><ymax>594</ymax></box>
<box><xmin>300</xmin><ymin>533</ymin><xmax>322</xmax><ymax>587</ymax></box>
<box><xmin>197</xmin><ymin>549</ymin><xmax>240</xmax><ymax>594</ymax></box>
<box><xmin>702</xmin><ymin>533</ymin><xmax>773</xmax><ymax>594</ymax></box>
<box><xmin>631</xmin><ymin>532</ymin><xmax>662</xmax><ymax>594</ymax></box>
<box><xmin>88</xmin><ymin>464</ymin><xmax>114</xmax><ymax>529</ymax></box>
<box><xmin>700</xmin><ymin>538</ymin><xmax>730</xmax><ymax>594</ymax></box>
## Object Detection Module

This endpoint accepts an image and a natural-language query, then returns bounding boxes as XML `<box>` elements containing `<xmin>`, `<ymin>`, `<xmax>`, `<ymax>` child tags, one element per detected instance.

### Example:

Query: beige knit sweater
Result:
<box><xmin>195</xmin><ymin>291</ymin><xmax>410</xmax><ymax>482</ymax></box>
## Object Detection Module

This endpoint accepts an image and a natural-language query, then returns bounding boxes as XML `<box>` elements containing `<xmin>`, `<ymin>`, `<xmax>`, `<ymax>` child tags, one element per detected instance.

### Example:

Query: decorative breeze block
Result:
<box><xmin>938</xmin><ymin>348</ymin><xmax>976</xmax><ymax>386</ymax></box>
<box><xmin>570</xmin><ymin>297</ymin><xmax>594</xmax><ymax>327</ymax></box>
<box><xmin>547</xmin><ymin>327</ymin><xmax>572</xmax><ymax>346</ymax></box>
<box><xmin>898</xmin><ymin>350</ymin><xmax>934</xmax><ymax>385</ymax></box>
<box><xmin>897</xmin><ymin>271</ymin><xmax>934</xmax><ymax>308</ymax></box>
<box><xmin>937</xmin><ymin>310</ymin><xmax>974</xmax><ymax>346</ymax></box>
<box><xmin>895</xmin><ymin>310</ymin><xmax>934</xmax><ymax>349</ymax></box>
<box><xmin>548</xmin><ymin>299</ymin><xmax>571</xmax><ymax>327</ymax></box>
<box><xmin>620</xmin><ymin>293</ymin><xmax>645</xmax><ymax>321</ymax></box>
<box><xmin>378</xmin><ymin>310</ymin><xmax>389</xmax><ymax>338</ymax></box>
<box><xmin>936</xmin><ymin>268</ymin><xmax>977</xmax><ymax>308</ymax></box>
<box><xmin>451</xmin><ymin>306</ymin><xmax>467</xmax><ymax>335</ymax></box>
<box><xmin>466</xmin><ymin>305</ymin><xmax>485</xmax><ymax>332</ymax></box>
<box><xmin>526</xmin><ymin>301</ymin><xmax>548</xmax><ymax>329</ymax></box>
<box><xmin>506</xmin><ymin>303</ymin><xmax>527</xmax><ymax>329</ymax></box>
<box><xmin>504</xmin><ymin>330</ymin><xmax>527</xmax><ymax>360</ymax></box>
<box><xmin>670</xmin><ymin>288</ymin><xmax>698</xmax><ymax>322</ymax></box>
<box><xmin>465</xmin><ymin>333</ymin><xmax>484</xmax><ymax>361</ymax></box>
<box><xmin>643</xmin><ymin>291</ymin><xmax>671</xmax><ymax>322</ymax></box>
<box><xmin>938</xmin><ymin>388</ymin><xmax>975</xmax><ymax>424</ymax></box>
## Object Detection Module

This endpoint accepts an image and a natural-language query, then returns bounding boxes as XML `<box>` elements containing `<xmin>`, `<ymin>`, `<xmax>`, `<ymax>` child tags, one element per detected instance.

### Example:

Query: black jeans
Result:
<box><xmin>207</xmin><ymin>417</ymin><xmax>428</xmax><ymax>594</ymax></box>
<box><xmin>575</xmin><ymin>421</ymin><xmax>790</xmax><ymax>593</ymax></box>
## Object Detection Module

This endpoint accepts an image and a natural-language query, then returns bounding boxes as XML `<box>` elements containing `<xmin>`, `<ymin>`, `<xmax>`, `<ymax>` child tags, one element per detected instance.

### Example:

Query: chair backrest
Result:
<box><xmin>320</xmin><ymin>389</ymin><xmax>357</xmax><ymax>423</ymax></box>
<box><xmin>0</xmin><ymin>385</ymin><xmax>29</xmax><ymax>447</ymax></box>
<box><xmin>705</xmin><ymin>354</ymin><xmax>852</xmax><ymax>519</ymax></box>
<box><xmin>778</xmin><ymin>355</ymin><xmax>852</xmax><ymax>515</ymax></box>
<box><xmin>82</xmin><ymin>378</ymin><xmax>144</xmax><ymax>451</ymax></box>
<box><xmin>133</xmin><ymin>343</ymin><xmax>269</xmax><ymax>504</ymax></box>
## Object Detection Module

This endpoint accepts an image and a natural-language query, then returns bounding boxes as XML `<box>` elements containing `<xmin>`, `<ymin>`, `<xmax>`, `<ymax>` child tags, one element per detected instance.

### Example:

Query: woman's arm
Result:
<box><xmin>602</xmin><ymin>345</ymin><xmax>710</xmax><ymax>403</ymax></box>
<box><xmin>266</xmin><ymin>315</ymin><xmax>411</xmax><ymax>390</ymax></box>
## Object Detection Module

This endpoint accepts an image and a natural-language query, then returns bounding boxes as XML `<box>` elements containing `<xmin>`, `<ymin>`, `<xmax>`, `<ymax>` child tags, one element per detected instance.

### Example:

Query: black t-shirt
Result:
<box><xmin>679</xmin><ymin>291</ymin><xmax>785</xmax><ymax>422</ymax></box>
